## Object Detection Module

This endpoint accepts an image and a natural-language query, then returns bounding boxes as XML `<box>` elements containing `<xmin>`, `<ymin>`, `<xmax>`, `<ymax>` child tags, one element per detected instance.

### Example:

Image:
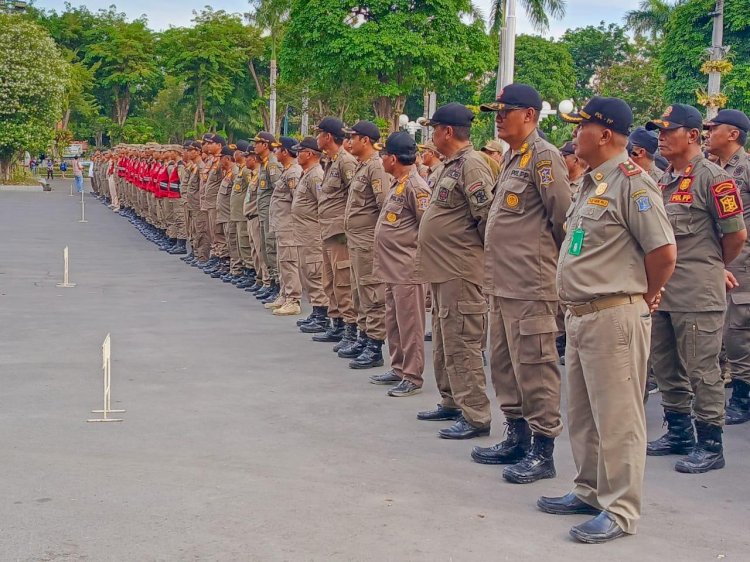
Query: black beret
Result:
<box><xmin>384</xmin><ymin>131</ymin><xmax>417</xmax><ymax>158</ymax></box>
<box><xmin>629</xmin><ymin>127</ymin><xmax>658</xmax><ymax>155</ymax></box>
<box><xmin>254</xmin><ymin>131</ymin><xmax>276</xmax><ymax>144</ymax></box>
<box><xmin>277</xmin><ymin>136</ymin><xmax>298</xmax><ymax>154</ymax></box>
<box><xmin>704</xmin><ymin>109</ymin><xmax>750</xmax><ymax>133</ymax></box>
<box><xmin>480</xmin><ymin>83</ymin><xmax>543</xmax><ymax>112</ymax></box>
<box><xmin>570</xmin><ymin>96</ymin><xmax>633</xmax><ymax>136</ymax></box>
<box><xmin>314</xmin><ymin>117</ymin><xmax>345</xmax><ymax>137</ymax></box>
<box><xmin>343</xmin><ymin>120</ymin><xmax>381</xmax><ymax>142</ymax></box>
<box><xmin>647</xmin><ymin>104</ymin><xmax>703</xmax><ymax>132</ymax></box>
<box><xmin>292</xmin><ymin>136</ymin><xmax>321</xmax><ymax>153</ymax></box>
<box><xmin>424</xmin><ymin>103</ymin><xmax>475</xmax><ymax>128</ymax></box>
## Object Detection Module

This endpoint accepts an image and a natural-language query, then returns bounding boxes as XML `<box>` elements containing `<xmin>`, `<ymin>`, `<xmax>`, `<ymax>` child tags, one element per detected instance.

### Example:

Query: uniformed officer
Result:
<box><xmin>197</xmin><ymin>134</ymin><xmax>224</xmax><ymax>272</ymax></box>
<box><xmin>645</xmin><ymin>104</ymin><xmax>747</xmax><ymax>473</ymax></box>
<box><xmin>311</xmin><ymin>117</ymin><xmax>358</xmax><ymax>344</ymax></box>
<box><xmin>418</xmin><ymin>140</ymin><xmax>444</xmax><ymax>187</ymax></box>
<box><xmin>267</xmin><ymin>136</ymin><xmax>304</xmax><ymax>316</ymax></box>
<box><xmin>559</xmin><ymin>141</ymin><xmax>586</xmax><ymax>194</ymax></box>
<box><xmin>416</xmin><ymin>103</ymin><xmax>494</xmax><ymax>439</ymax></box>
<box><xmin>214</xmin><ymin>145</ymin><xmax>238</xmax><ymax>280</ymax></box>
<box><xmin>629</xmin><ymin>127</ymin><xmax>662</xmax><ymax>182</ymax></box>
<box><xmin>537</xmin><ymin>97</ymin><xmax>676</xmax><ymax>543</ymax></box>
<box><xmin>253</xmin><ymin>131</ymin><xmax>283</xmax><ymax>303</ymax></box>
<box><xmin>244</xmin><ymin>147</ymin><xmax>271</xmax><ymax>293</ymax></box>
<box><xmin>340</xmin><ymin>121</ymin><xmax>390</xmax><ymax>368</ymax></box>
<box><xmin>229</xmin><ymin>140</ymin><xmax>257</xmax><ymax>288</ymax></box>
<box><xmin>292</xmin><ymin>137</ymin><xmax>330</xmax><ymax>332</ymax></box>
<box><xmin>473</xmin><ymin>83</ymin><xmax>571</xmax><ymax>483</ymax></box>
<box><xmin>183</xmin><ymin>141</ymin><xmax>211</xmax><ymax>266</ymax></box>
<box><xmin>371</xmin><ymin>131</ymin><xmax>431</xmax><ymax>396</ymax></box>
<box><xmin>705</xmin><ymin>109</ymin><xmax>750</xmax><ymax>424</ymax></box>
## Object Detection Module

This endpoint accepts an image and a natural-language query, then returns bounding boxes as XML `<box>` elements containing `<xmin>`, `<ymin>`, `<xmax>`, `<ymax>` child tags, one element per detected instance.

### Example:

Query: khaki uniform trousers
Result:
<box><xmin>191</xmin><ymin>210</ymin><xmax>211</xmax><ymax>262</ymax></box>
<box><xmin>163</xmin><ymin>199</ymin><xmax>174</xmax><ymax>236</ymax></box>
<box><xmin>277</xmin><ymin>242</ymin><xmax>302</xmax><ymax>300</ymax></box>
<box><xmin>173</xmin><ymin>200</ymin><xmax>187</xmax><ymax>239</ymax></box>
<box><xmin>489</xmin><ymin>297</ymin><xmax>563</xmax><ymax>438</ymax></box>
<box><xmin>236</xmin><ymin>220</ymin><xmax>253</xmax><ymax>269</ymax></box>
<box><xmin>259</xmin><ymin>214</ymin><xmax>278</xmax><ymax>283</ymax></box>
<box><xmin>350</xmin><ymin>247</ymin><xmax>386</xmax><ymax>340</ymax></box>
<box><xmin>185</xmin><ymin>208</ymin><xmax>195</xmax><ymax>249</ymax></box>
<box><xmin>208</xmin><ymin>211</ymin><xmax>227</xmax><ymax>258</ymax></box>
<box><xmin>431</xmin><ymin>278</ymin><xmax>491</xmax><ymax>428</ymax></box>
<box><xmin>386</xmin><ymin>283</ymin><xmax>426</xmax><ymax>386</ymax></box>
<box><xmin>225</xmin><ymin>222</ymin><xmax>242</xmax><ymax>274</ymax></box>
<box><xmin>651</xmin><ymin>310</ymin><xmax>725</xmax><ymax>425</ymax></box>
<box><xmin>107</xmin><ymin>176</ymin><xmax>119</xmax><ymax>209</ymax></box>
<box><xmin>248</xmin><ymin>218</ymin><xmax>269</xmax><ymax>285</ymax></box>
<box><xmin>725</xmin><ymin>292</ymin><xmax>750</xmax><ymax>385</ymax></box>
<box><xmin>565</xmin><ymin>299</ymin><xmax>650</xmax><ymax>535</ymax></box>
<box><xmin>298</xmin><ymin>245</ymin><xmax>327</xmax><ymax>307</ymax></box>
<box><xmin>322</xmin><ymin>237</ymin><xmax>356</xmax><ymax>323</ymax></box>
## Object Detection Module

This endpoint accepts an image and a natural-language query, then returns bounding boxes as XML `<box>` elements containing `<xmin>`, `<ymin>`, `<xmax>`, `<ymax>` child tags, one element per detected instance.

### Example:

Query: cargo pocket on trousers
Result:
<box><xmin>335</xmin><ymin>259</ymin><xmax>352</xmax><ymax>287</ymax></box>
<box><xmin>729</xmin><ymin>293</ymin><xmax>750</xmax><ymax>330</ymax></box>
<box><xmin>519</xmin><ymin>315</ymin><xmax>559</xmax><ymax>364</ymax></box>
<box><xmin>458</xmin><ymin>301</ymin><xmax>488</xmax><ymax>345</ymax></box>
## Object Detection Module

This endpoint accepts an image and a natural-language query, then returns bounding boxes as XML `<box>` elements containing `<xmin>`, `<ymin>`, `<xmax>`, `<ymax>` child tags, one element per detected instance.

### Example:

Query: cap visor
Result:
<box><xmin>646</xmin><ymin>119</ymin><xmax>679</xmax><ymax>131</ymax></box>
<box><xmin>703</xmin><ymin>121</ymin><xmax>718</xmax><ymax>130</ymax></box>
<box><xmin>479</xmin><ymin>102</ymin><xmax>504</xmax><ymax>112</ymax></box>
<box><xmin>559</xmin><ymin>112</ymin><xmax>583</xmax><ymax>124</ymax></box>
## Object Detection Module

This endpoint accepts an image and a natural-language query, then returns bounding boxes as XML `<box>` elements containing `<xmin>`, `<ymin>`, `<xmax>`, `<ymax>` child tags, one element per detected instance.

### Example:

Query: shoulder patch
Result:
<box><xmin>619</xmin><ymin>159</ymin><xmax>642</xmax><ymax>177</ymax></box>
<box><xmin>711</xmin><ymin>179</ymin><xmax>743</xmax><ymax>218</ymax></box>
<box><xmin>536</xmin><ymin>162</ymin><xmax>554</xmax><ymax>188</ymax></box>
<box><xmin>372</xmin><ymin>179</ymin><xmax>382</xmax><ymax>194</ymax></box>
<box><xmin>416</xmin><ymin>193</ymin><xmax>430</xmax><ymax>210</ymax></box>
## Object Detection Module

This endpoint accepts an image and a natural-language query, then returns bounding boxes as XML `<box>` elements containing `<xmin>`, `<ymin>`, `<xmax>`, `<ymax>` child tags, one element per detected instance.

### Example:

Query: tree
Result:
<box><xmin>661</xmin><ymin>0</ymin><xmax>750</xmax><ymax>115</ymax></box>
<box><xmin>624</xmin><ymin>0</ymin><xmax>684</xmax><ymax>40</ymax></box>
<box><xmin>507</xmin><ymin>35</ymin><xmax>575</xmax><ymax>103</ymax></box>
<box><xmin>0</xmin><ymin>15</ymin><xmax>68</xmax><ymax>181</ymax></box>
<box><xmin>487</xmin><ymin>0</ymin><xmax>566</xmax><ymax>34</ymax></box>
<box><xmin>281</xmin><ymin>0</ymin><xmax>493</xmax><ymax>131</ymax></box>
<box><xmin>560</xmin><ymin>22</ymin><xmax>632</xmax><ymax>101</ymax></box>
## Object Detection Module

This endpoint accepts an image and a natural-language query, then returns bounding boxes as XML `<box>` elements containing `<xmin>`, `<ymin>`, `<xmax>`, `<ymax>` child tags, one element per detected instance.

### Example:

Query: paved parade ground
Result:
<box><xmin>1</xmin><ymin>180</ymin><xmax>749</xmax><ymax>561</ymax></box>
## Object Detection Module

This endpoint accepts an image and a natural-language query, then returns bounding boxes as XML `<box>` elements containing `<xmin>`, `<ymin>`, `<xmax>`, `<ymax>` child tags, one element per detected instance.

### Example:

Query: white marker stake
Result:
<box><xmin>56</xmin><ymin>246</ymin><xmax>76</xmax><ymax>288</ymax></box>
<box><xmin>78</xmin><ymin>190</ymin><xmax>87</xmax><ymax>223</ymax></box>
<box><xmin>88</xmin><ymin>333</ymin><xmax>125</xmax><ymax>422</ymax></box>
<box><xmin>69</xmin><ymin>182</ymin><xmax>74</xmax><ymax>196</ymax></box>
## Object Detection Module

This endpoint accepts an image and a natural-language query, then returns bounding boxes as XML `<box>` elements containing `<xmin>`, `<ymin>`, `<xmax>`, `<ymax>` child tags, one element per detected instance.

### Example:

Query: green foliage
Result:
<box><xmin>661</xmin><ymin>0</ymin><xmax>750</xmax><ymax>114</ymax></box>
<box><xmin>487</xmin><ymin>0</ymin><xmax>566</xmax><ymax>34</ymax></box>
<box><xmin>560</xmin><ymin>22</ymin><xmax>632</xmax><ymax>101</ymax></box>
<box><xmin>0</xmin><ymin>14</ymin><xmax>68</xmax><ymax>180</ymax></box>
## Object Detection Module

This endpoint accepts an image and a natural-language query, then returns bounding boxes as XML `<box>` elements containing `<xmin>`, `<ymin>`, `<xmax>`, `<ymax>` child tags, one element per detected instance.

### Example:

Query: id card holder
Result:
<box><xmin>568</xmin><ymin>228</ymin><xmax>585</xmax><ymax>256</ymax></box>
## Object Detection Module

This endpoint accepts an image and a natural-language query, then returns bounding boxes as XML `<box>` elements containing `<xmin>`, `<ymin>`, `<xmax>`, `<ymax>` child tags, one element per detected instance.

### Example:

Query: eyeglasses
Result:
<box><xmin>495</xmin><ymin>108</ymin><xmax>525</xmax><ymax>119</ymax></box>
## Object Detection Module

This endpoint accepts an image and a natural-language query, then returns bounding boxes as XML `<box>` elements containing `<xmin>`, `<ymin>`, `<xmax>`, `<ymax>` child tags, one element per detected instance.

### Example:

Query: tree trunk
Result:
<box><xmin>61</xmin><ymin>108</ymin><xmax>71</xmax><ymax>131</ymax></box>
<box><xmin>114</xmin><ymin>86</ymin><xmax>131</xmax><ymax>126</ymax></box>
<box><xmin>194</xmin><ymin>94</ymin><xmax>205</xmax><ymax>130</ymax></box>
<box><xmin>248</xmin><ymin>60</ymin><xmax>271</xmax><ymax>131</ymax></box>
<box><xmin>0</xmin><ymin>156</ymin><xmax>11</xmax><ymax>183</ymax></box>
<box><xmin>372</xmin><ymin>95</ymin><xmax>406</xmax><ymax>132</ymax></box>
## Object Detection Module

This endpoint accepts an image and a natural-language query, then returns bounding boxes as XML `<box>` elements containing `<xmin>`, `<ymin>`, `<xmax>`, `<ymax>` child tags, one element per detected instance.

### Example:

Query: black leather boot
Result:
<box><xmin>260</xmin><ymin>283</ymin><xmax>280</xmax><ymax>303</ymax></box>
<box><xmin>168</xmin><ymin>239</ymin><xmax>187</xmax><ymax>255</ymax></box>
<box><xmin>299</xmin><ymin>307</ymin><xmax>329</xmax><ymax>333</ymax></box>
<box><xmin>297</xmin><ymin>308</ymin><xmax>318</xmax><ymax>327</ymax></box>
<box><xmin>726</xmin><ymin>379</ymin><xmax>750</xmax><ymax>425</ymax></box>
<box><xmin>349</xmin><ymin>338</ymin><xmax>384</xmax><ymax>369</ymax></box>
<box><xmin>502</xmin><ymin>435</ymin><xmax>556</xmax><ymax>484</ymax></box>
<box><xmin>333</xmin><ymin>323</ymin><xmax>357</xmax><ymax>353</ymax></box>
<box><xmin>180</xmin><ymin>250</ymin><xmax>194</xmax><ymax>262</ymax></box>
<box><xmin>471</xmin><ymin>418</ymin><xmax>531</xmax><ymax>465</ymax></box>
<box><xmin>312</xmin><ymin>317</ymin><xmax>345</xmax><ymax>342</ymax></box>
<box><xmin>647</xmin><ymin>410</ymin><xmax>695</xmax><ymax>456</ymax></box>
<box><xmin>337</xmin><ymin>329</ymin><xmax>366</xmax><ymax>358</ymax></box>
<box><xmin>675</xmin><ymin>421</ymin><xmax>725</xmax><ymax>473</ymax></box>
<box><xmin>255</xmin><ymin>282</ymin><xmax>275</xmax><ymax>300</ymax></box>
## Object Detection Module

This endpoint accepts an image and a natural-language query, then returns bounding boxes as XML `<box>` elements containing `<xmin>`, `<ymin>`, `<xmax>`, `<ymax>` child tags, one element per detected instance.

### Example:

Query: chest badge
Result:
<box><xmin>505</xmin><ymin>193</ymin><xmax>520</xmax><ymax>208</ymax></box>
<box><xmin>595</xmin><ymin>182</ymin><xmax>608</xmax><ymax>196</ymax></box>
<box><xmin>386</xmin><ymin>212</ymin><xmax>398</xmax><ymax>223</ymax></box>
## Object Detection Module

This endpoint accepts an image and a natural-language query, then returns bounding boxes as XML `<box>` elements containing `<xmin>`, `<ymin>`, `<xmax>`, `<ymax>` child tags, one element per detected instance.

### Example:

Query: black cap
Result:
<box><xmin>183</xmin><ymin>140</ymin><xmax>202</xmax><ymax>150</ymax></box>
<box><xmin>480</xmin><ymin>83</ymin><xmax>543</xmax><ymax>112</ymax></box>
<box><xmin>383</xmin><ymin>131</ymin><xmax>417</xmax><ymax>158</ymax></box>
<box><xmin>314</xmin><ymin>117</ymin><xmax>345</xmax><ymax>137</ymax></box>
<box><xmin>277</xmin><ymin>136</ymin><xmax>298</xmax><ymax>155</ymax></box>
<box><xmin>220</xmin><ymin>146</ymin><xmax>235</xmax><ymax>157</ymax></box>
<box><xmin>235</xmin><ymin>139</ymin><xmax>252</xmax><ymax>154</ymax></box>
<box><xmin>629</xmin><ymin>127</ymin><xmax>658</xmax><ymax>156</ymax></box>
<box><xmin>253</xmin><ymin>131</ymin><xmax>276</xmax><ymax>145</ymax></box>
<box><xmin>704</xmin><ymin>109</ymin><xmax>750</xmax><ymax>133</ymax></box>
<box><xmin>559</xmin><ymin>141</ymin><xmax>576</xmax><ymax>156</ymax></box>
<box><xmin>202</xmin><ymin>132</ymin><xmax>227</xmax><ymax>146</ymax></box>
<box><xmin>292</xmin><ymin>136</ymin><xmax>322</xmax><ymax>153</ymax></box>
<box><xmin>424</xmin><ymin>103</ymin><xmax>475</xmax><ymax>128</ymax></box>
<box><xmin>646</xmin><ymin>104</ymin><xmax>703</xmax><ymax>131</ymax></box>
<box><xmin>570</xmin><ymin>97</ymin><xmax>633</xmax><ymax>136</ymax></box>
<box><xmin>343</xmin><ymin>120</ymin><xmax>381</xmax><ymax>142</ymax></box>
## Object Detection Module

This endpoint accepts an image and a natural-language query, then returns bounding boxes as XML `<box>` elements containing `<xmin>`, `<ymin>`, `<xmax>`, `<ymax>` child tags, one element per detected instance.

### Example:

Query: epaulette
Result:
<box><xmin>619</xmin><ymin>159</ymin><xmax>642</xmax><ymax>177</ymax></box>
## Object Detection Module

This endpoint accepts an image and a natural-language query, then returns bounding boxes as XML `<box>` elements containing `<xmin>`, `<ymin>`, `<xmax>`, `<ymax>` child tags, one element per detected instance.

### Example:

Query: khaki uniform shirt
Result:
<box><xmin>292</xmin><ymin>163</ymin><xmax>324</xmax><ymax>246</ymax></box>
<box><xmin>417</xmin><ymin>144</ymin><xmax>495</xmax><ymax>286</ymax></box>
<box><xmin>557</xmin><ymin>152</ymin><xmax>675</xmax><ymax>304</ymax></box>
<box><xmin>256</xmin><ymin>155</ymin><xmax>282</xmax><ymax>218</ymax></box>
<box><xmin>230</xmin><ymin>164</ymin><xmax>251</xmax><ymax>222</ymax></box>
<box><xmin>659</xmin><ymin>154</ymin><xmax>745</xmax><ymax>312</ymax></box>
<box><xmin>722</xmin><ymin>148</ymin><xmax>750</xmax><ymax>281</ymax></box>
<box><xmin>318</xmin><ymin>147</ymin><xmax>357</xmax><ymax>241</ymax></box>
<box><xmin>374</xmin><ymin>167</ymin><xmax>432</xmax><ymax>284</ymax></box>
<box><xmin>177</xmin><ymin>161</ymin><xmax>188</xmax><ymax>196</ymax></box>
<box><xmin>243</xmin><ymin>168</ymin><xmax>260</xmax><ymax>219</ymax></box>
<box><xmin>200</xmin><ymin>157</ymin><xmax>221</xmax><ymax>211</ymax></box>
<box><xmin>186</xmin><ymin>160</ymin><xmax>203</xmax><ymax>211</ymax></box>
<box><xmin>485</xmin><ymin>130</ymin><xmax>571</xmax><ymax>301</ymax></box>
<box><xmin>216</xmin><ymin>166</ymin><xmax>234</xmax><ymax>223</ymax></box>
<box><xmin>426</xmin><ymin>164</ymin><xmax>444</xmax><ymax>190</ymax></box>
<box><xmin>646</xmin><ymin>163</ymin><xmax>662</xmax><ymax>183</ymax></box>
<box><xmin>270</xmin><ymin>161</ymin><xmax>303</xmax><ymax>245</ymax></box>
<box><xmin>344</xmin><ymin>154</ymin><xmax>390</xmax><ymax>249</ymax></box>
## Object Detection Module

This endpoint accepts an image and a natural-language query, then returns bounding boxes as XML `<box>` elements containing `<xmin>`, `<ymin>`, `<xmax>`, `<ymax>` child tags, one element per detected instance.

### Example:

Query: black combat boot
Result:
<box><xmin>646</xmin><ymin>410</ymin><xmax>695</xmax><ymax>456</ymax></box>
<box><xmin>349</xmin><ymin>338</ymin><xmax>384</xmax><ymax>369</ymax></box>
<box><xmin>246</xmin><ymin>281</ymin><xmax>264</xmax><ymax>293</ymax></box>
<box><xmin>297</xmin><ymin>308</ymin><xmax>318</xmax><ymax>327</ymax></box>
<box><xmin>180</xmin><ymin>250</ymin><xmax>194</xmax><ymax>262</ymax></box>
<box><xmin>675</xmin><ymin>421</ymin><xmax>725</xmax><ymax>473</ymax></box>
<box><xmin>333</xmin><ymin>323</ymin><xmax>358</xmax><ymax>353</ymax></box>
<box><xmin>168</xmin><ymin>239</ymin><xmax>187</xmax><ymax>255</ymax></box>
<box><xmin>502</xmin><ymin>435</ymin><xmax>556</xmax><ymax>484</ymax></box>
<box><xmin>260</xmin><ymin>283</ymin><xmax>280</xmax><ymax>303</ymax></box>
<box><xmin>338</xmin><ymin>329</ymin><xmax>366</xmax><ymax>358</ymax></box>
<box><xmin>299</xmin><ymin>307</ymin><xmax>330</xmax><ymax>333</ymax></box>
<box><xmin>312</xmin><ymin>317</ymin><xmax>345</xmax><ymax>342</ymax></box>
<box><xmin>471</xmin><ymin>418</ymin><xmax>531</xmax><ymax>465</ymax></box>
<box><xmin>726</xmin><ymin>379</ymin><xmax>750</xmax><ymax>425</ymax></box>
<box><xmin>255</xmin><ymin>282</ymin><xmax>276</xmax><ymax>300</ymax></box>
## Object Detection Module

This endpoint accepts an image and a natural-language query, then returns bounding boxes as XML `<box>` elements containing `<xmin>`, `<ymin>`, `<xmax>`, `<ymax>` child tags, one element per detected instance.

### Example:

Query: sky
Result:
<box><xmin>33</xmin><ymin>0</ymin><xmax>642</xmax><ymax>37</ymax></box>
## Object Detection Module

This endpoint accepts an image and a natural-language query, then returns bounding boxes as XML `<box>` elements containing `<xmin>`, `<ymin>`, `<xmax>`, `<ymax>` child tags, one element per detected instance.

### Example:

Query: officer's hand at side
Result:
<box><xmin>644</xmin><ymin>290</ymin><xmax>663</xmax><ymax>313</ymax></box>
<box><xmin>725</xmin><ymin>270</ymin><xmax>739</xmax><ymax>291</ymax></box>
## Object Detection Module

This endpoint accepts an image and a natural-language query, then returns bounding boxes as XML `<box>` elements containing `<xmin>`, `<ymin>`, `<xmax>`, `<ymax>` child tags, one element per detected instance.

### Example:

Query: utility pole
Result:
<box><xmin>495</xmin><ymin>0</ymin><xmax>517</xmax><ymax>97</ymax></box>
<box><xmin>269</xmin><ymin>58</ymin><xmax>277</xmax><ymax>136</ymax></box>
<box><xmin>706</xmin><ymin>0</ymin><xmax>725</xmax><ymax>120</ymax></box>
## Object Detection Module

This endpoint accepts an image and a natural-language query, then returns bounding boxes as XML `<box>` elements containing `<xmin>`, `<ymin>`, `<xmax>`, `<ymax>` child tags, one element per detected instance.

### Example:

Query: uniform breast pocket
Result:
<box><xmin>666</xmin><ymin>204</ymin><xmax>695</xmax><ymax>237</ymax></box>
<box><xmin>432</xmin><ymin>177</ymin><xmax>458</xmax><ymax>207</ymax></box>
<box><xmin>499</xmin><ymin>179</ymin><xmax>530</xmax><ymax>214</ymax></box>
<box><xmin>219</xmin><ymin>185</ymin><xmax>231</xmax><ymax>195</ymax></box>
<box><xmin>579</xmin><ymin>204</ymin><xmax>608</xmax><ymax>246</ymax></box>
<box><xmin>382</xmin><ymin>201</ymin><xmax>404</xmax><ymax>227</ymax></box>
<box><xmin>297</xmin><ymin>182</ymin><xmax>308</xmax><ymax>195</ymax></box>
<box><xmin>323</xmin><ymin>176</ymin><xmax>342</xmax><ymax>196</ymax></box>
